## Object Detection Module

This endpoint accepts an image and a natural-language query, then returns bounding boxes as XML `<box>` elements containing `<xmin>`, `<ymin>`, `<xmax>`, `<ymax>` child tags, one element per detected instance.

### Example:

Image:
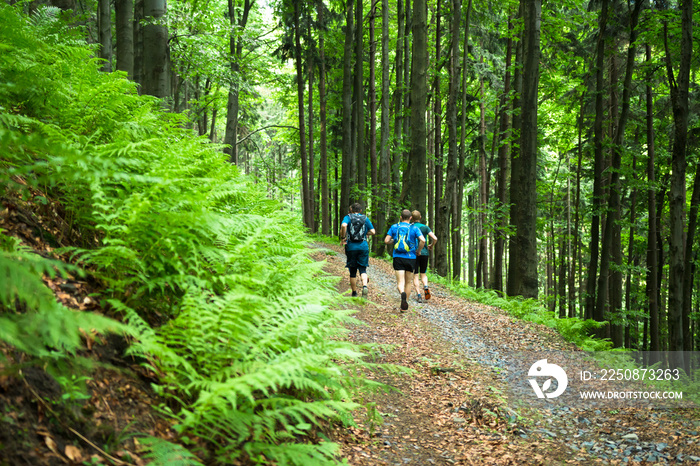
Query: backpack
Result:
<box><xmin>393</xmin><ymin>224</ymin><xmax>411</xmax><ymax>252</ymax></box>
<box><xmin>347</xmin><ymin>214</ymin><xmax>367</xmax><ymax>242</ymax></box>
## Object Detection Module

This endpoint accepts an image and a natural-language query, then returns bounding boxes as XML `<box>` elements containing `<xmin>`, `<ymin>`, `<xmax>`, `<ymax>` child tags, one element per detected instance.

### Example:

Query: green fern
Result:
<box><xmin>139</xmin><ymin>437</ymin><xmax>204</xmax><ymax>466</ymax></box>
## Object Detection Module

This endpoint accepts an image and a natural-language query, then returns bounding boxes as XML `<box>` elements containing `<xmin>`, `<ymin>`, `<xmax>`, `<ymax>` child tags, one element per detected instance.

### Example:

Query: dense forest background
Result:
<box><xmin>10</xmin><ymin>0</ymin><xmax>700</xmax><ymax>352</ymax></box>
<box><xmin>72</xmin><ymin>0</ymin><xmax>698</xmax><ymax>353</ymax></box>
<box><xmin>0</xmin><ymin>0</ymin><xmax>698</xmax><ymax>462</ymax></box>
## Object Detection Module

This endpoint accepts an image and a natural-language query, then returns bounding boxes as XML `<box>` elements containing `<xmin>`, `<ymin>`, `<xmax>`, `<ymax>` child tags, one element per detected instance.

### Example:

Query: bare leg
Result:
<box><xmin>395</xmin><ymin>270</ymin><xmax>406</xmax><ymax>294</ymax></box>
<box><xmin>350</xmin><ymin>276</ymin><xmax>357</xmax><ymax>293</ymax></box>
<box><xmin>361</xmin><ymin>272</ymin><xmax>369</xmax><ymax>287</ymax></box>
<box><xmin>414</xmin><ymin>273</ymin><xmax>422</xmax><ymax>296</ymax></box>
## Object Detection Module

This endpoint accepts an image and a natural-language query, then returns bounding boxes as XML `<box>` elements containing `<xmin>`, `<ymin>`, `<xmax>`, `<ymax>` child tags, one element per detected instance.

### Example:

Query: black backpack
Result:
<box><xmin>347</xmin><ymin>214</ymin><xmax>367</xmax><ymax>242</ymax></box>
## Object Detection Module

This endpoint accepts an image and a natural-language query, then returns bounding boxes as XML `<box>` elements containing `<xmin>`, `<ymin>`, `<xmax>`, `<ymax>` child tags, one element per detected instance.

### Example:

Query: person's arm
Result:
<box><xmin>384</xmin><ymin>234</ymin><xmax>394</xmax><ymax>245</ymax></box>
<box><xmin>416</xmin><ymin>235</ymin><xmax>426</xmax><ymax>256</ymax></box>
<box><xmin>340</xmin><ymin>223</ymin><xmax>348</xmax><ymax>245</ymax></box>
<box><xmin>427</xmin><ymin>232</ymin><xmax>438</xmax><ymax>250</ymax></box>
<box><xmin>368</xmin><ymin>228</ymin><xmax>376</xmax><ymax>236</ymax></box>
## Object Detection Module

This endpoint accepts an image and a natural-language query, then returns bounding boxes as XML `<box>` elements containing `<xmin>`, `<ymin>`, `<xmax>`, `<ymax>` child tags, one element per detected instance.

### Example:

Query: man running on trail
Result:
<box><xmin>410</xmin><ymin>210</ymin><xmax>438</xmax><ymax>302</ymax></box>
<box><xmin>340</xmin><ymin>203</ymin><xmax>376</xmax><ymax>298</ymax></box>
<box><xmin>384</xmin><ymin>209</ymin><xmax>425</xmax><ymax>311</ymax></box>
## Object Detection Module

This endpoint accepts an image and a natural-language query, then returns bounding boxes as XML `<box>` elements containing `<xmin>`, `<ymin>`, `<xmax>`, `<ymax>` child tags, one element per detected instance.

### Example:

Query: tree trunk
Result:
<box><xmin>645</xmin><ymin>43</ymin><xmax>659</xmax><ymax>352</ymax></box>
<box><xmin>664</xmin><ymin>0</ymin><xmax>692</xmax><ymax>359</ymax></box>
<box><xmin>293</xmin><ymin>0</ymin><xmax>310</xmax><ymax>229</ymax></box>
<box><xmin>376</xmin><ymin>0</ymin><xmax>390</xmax><ymax>253</ymax></box>
<box><xmin>584</xmin><ymin>0</ymin><xmax>608</xmax><ymax>320</ymax></box>
<box><xmin>97</xmin><ymin>0</ymin><xmax>113</xmax><ymax>72</ymax></box>
<box><xmin>307</xmin><ymin>28</ymin><xmax>316</xmax><ymax>231</ymax></box>
<box><xmin>508</xmin><ymin>0</ymin><xmax>539</xmax><ymax>298</ymax></box>
<box><xmin>340</xmin><ymin>0</ymin><xmax>354</xmax><ymax>214</ymax></box>
<box><xmin>141</xmin><ymin>0</ymin><xmax>169</xmax><ymax>98</ymax></box>
<box><xmin>115</xmin><ymin>0</ymin><xmax>133</xmax><ymax>77</ymax></box>
<box><xmin>434</xmin><ymin>0</ymin><xmax>445</xmax><ymax>274</ymax></box>
<box><xmin>369</xmin><ymin>0</ymin><xmax>378</xmax><ymax>230</ymax></box>
<box><xmin>683</xmin><ymin>166</ymin><xmax>700</xmax><ymax>352</ymax></box>
<box><xmin>453</xmin><ymin>0</ymin><xmax>471</xmax><ymax>282</ymax></box>
<box><xmin>133</xmin><ymin>0</ymin><xmax>143</xmax><ymax>86</ymax></box>
<box><xmin>355</xmin><ymin>0</ymin><xmax>365</xmax><ymax>194</ymax></box>
<box><xmin>408</xmin><ymin>0</ymin><xmax>427</xmax><ymax>213</ymax></box>
<box><xmin>596</xmin><ymin>0</ymin><xmax>642</xmax><ymax>342</ymax></box>
<box><xmin>318</xmin><ymin>0</ymin><xmax>330</xmax><ymax>236</ymax></box>
<box><xmin>494</xmin><ymin>17</ymin><xmax>512</xmax><ymax>293</ymax></box>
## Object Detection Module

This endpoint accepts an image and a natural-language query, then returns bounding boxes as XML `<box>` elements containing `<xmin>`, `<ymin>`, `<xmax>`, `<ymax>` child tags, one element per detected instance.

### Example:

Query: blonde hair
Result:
<box><xmin>411</xmin><ymin>210</ymin><xmax>422</xmax><ymax>222</ymax></box>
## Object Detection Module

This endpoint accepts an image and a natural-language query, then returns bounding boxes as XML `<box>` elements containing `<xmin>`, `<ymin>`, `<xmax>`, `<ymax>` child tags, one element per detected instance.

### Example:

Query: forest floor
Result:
<box><xmin>1</xmin><ymin>187</ymin><xmax>700</xmax><ymax>466</ymax></box>
<box><xmin>317</xmin><ymin>243</ymin><xmax>700</xmax><ymax>465</ymax></box>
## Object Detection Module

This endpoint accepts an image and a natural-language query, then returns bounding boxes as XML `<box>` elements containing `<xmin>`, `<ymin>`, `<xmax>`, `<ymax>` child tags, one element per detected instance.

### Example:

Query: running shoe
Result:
<box><xmin>424</xmin><ymin>287</ymin><xmax>431</xmax><ymax>300</ymax></box>
<box><xmin>416</xmin><ymin>293</ymin><xmax>423</xmax><ymax>303</ymax></box>
<box><xmin>362</xmin><ymin>286</ymin><xmax>369</xmax><ymax>298</ymax></box>
<box><xmin>400</xmin><ymin>292</ymin><xmax>408</xmax><ymax>311</ymax></box>
<box><xmin>352</xmin><ymin>290</ymin><xmax>358</xmax><ymax>297</ymax></box>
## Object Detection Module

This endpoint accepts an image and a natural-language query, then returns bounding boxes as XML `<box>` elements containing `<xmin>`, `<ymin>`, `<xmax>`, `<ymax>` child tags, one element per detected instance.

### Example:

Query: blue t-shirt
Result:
<box><xmin>413</xmin><ymin>222</ymin><xmax>432</xmax><ymax>256</ymax></box>
<box><xmin>342</xmin><ymin>214</ymin><xmax>374</xmax><ymax>251</ymax></box>
<box><xmin>386</xmin><ymin>222</ymin><xmax>423</xmax><ymax>259</ymax></box>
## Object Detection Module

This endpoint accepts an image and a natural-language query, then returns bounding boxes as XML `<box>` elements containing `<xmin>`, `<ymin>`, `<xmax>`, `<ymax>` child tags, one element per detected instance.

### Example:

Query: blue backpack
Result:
<box><xmin>393</xmin><ymin>224</ymin><xmax>411</xmax><ymax>252</ymax></box>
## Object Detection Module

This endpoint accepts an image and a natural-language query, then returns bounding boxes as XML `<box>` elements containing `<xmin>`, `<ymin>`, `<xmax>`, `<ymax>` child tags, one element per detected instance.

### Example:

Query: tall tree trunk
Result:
<box><xmin>133</xmin><ymin>0</ymin><xmax>143</xmax><ymax>86</ymax></box>
<box><xmin>435</xmin><ymin>0</ymin><xmax>446</xmax><ymax>275</ymax></box>
<box><xmin>392</xmin><ymin>0</ymin><xmax>404</xmax><ymax>206</ymax></box>
<box><xmin>477</xmin><ymin>64</ymin><xmax>488</xmax><ymax>288</ymax></box>
<box><xmin>141</xmin><ymin>0</ymin><xmax>169</xmax><ymax>98</ymax></box>
<box><xmin>376</xmin><ymin>0</ymin><xmax>390</xmax><ymax>254</ymax></box>
<box><xmin>494</xmin><ymin>17</ymin><xmax>512</xmax><ymax>293</ymax></box>
<box><xmin>369</xmin><ymin>0</ymin><xmax>378</xmax><ymax>244</ymax></box>
<box><xmin>307</xmin><ymin>33</ymin><xmax>316</xmax><ymax>232</ymax></box>
<box><xmin>408</xmin><ymin>0</ymin><xmax>427</xmax><ymax>212</ymax></box>
<box><xmin>97</xmin><ymin>0</ymin><xmax>113</xmax><ymax>72</ymax></box>
<box><xmin>223</xmin><ymin>0</ymin><xmax>252</xmax><ymax>165</ymax></box>
<box><xmin>664</xmin><ymin>0</ymin><xmax>692</xmax><ymax>359</ymax></box>
<box><xmin>596</xmin><ymin>0</ymin><xmax>642</xmax><ymax>342</ymax></box>
<box><xmin>683</xmin><ymin>166</ymin><xmax>700</xmax><ymax>352</ymax></box>
<box><xmin>453</xmin><ymin>0</ymin><xmax>471</xmax><ymax>281</ymax></box>
<box><xmin>340</xmin><ymin>0</ymin><xmax>354</xmax><ymax>213</ymax></box>
<box><xmin>508</xmin><ymin>0</ymin><xmax>540</xmax><ymax>298</ymax></box>
<box><xmin>506</xmin><ymin>0</ymin><xmax>522</xmax><ymax>296</ymax></box>
<box><xmin>355</xmin><ymin>0</ymin><xmax>365</xmax><ymax>194</ymax></box>
<box><xmin>318</xmin><ymin>0</ymin><xmax>330</xmax><ymax>236</ymax></box>
<box><xmin>584</xmin><ymin>0</ymin><xmax>609</xmax><ymax>319</ymax></box>
<box><xmin>572</xmin><ymin>90</ymin><xmax>584</xmax><ymax>318</ymax></box>
<box><xmin>645</xmin><ymin>43</ymin><xmax>659</xmax><ymax>352</ymax></box>
<box><xmin>293</xmin><ymin>0</ymin><xmax>311</xmax><ymax>229</ymax></box>
<box><xmin>115</xmin><ymin>0</ymin><xmax>133</xmax><ymax>77</ymax></box>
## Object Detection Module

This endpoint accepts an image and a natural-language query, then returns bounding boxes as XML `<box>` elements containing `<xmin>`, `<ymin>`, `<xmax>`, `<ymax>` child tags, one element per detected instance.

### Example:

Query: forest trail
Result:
<box><xmin>314</xmin><ymin>243</ymin><xmax>700</xmax><ymax>465</ymax></box>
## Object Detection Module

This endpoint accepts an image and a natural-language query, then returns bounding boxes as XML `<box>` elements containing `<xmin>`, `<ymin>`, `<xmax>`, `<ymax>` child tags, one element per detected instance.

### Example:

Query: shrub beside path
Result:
<box><xmin>314</xmin><ymin>243</ymin><xmax>700</xmax><ymax>465</ymax></box>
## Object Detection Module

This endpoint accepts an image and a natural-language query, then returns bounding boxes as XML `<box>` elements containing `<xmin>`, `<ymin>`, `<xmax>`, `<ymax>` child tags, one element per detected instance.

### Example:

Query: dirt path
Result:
<box><xmin>315</xmin><ymin>243</ymin><xmax>700</xmax><ymax>465</ymax></box>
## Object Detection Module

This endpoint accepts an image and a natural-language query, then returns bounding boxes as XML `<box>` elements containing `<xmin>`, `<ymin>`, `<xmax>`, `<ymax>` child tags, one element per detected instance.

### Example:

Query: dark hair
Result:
<box><xmin>350</xmin><ymin>202</ymin><xmax>363</xmax><ymax>213</ymax></box>
<box><xmin>400</xmin><ymin>209</ymin><xmax>412</xmax><ymax>220</ymax></box>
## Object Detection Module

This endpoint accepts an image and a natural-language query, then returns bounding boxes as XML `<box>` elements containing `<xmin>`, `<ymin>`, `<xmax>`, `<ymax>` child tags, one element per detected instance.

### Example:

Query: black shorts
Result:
<box><xmin>346</xmin><ymin>248</ymin><xmax>369</xmax><ymax>269</ymax></box>
<box><xmin>414</xmin><ymin>255</ymin><xmax>429</xmax><ymax>274</ymax></box>
<box><xmin>393</xmin><ymin>257</ymin><xmax>416</xmax><ymax>272</ymax></box>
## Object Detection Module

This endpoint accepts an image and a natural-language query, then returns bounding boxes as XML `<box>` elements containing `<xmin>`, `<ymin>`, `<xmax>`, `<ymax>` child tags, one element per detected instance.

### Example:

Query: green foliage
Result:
<box><xmin>0</xmin><ymin>5</ymin><xmax>398</xmax><ymax>464</ymax></box>
<box><xmin>0</xmin><ymin>230</ymin><xmax>126</xmax><ymax>358</ymax></box>
<box><xmin>432</xmin><ymin>277</ymin><xmax>612</xmax><ymax>351</ymax></box>
<box><xmin>139</xmin><ymin>436</ymin><xmax>205</xmax><ymax>466</ymax></box>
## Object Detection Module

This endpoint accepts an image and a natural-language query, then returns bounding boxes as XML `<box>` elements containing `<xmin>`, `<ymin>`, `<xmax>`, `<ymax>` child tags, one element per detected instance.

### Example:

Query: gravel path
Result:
<box><xmin>319</xmin><ymin>243</ymin><xmax>700</xmax><ymax>465</ymax></box>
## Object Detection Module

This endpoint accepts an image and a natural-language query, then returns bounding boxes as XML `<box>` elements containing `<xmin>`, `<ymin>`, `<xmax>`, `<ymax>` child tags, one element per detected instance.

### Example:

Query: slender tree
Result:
<box><xmin>115</xmin><ymin>0</ymin><xmax>134</xmax><ymax>78</ymax></box>
<box><xmin>664</xmin><ymin>0</ymin><xmax>692</xmax><ymax>357</ymax></box>
<box><xmin>408</xmin><ymin>0</ymin><xmax>427</xmax><ymax>212</ymax></box>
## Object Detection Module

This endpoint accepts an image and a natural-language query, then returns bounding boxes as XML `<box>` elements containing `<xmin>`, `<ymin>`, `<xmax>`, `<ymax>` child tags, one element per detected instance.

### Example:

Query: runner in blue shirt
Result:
<box><xmin>340</xmin><ymin>203</ymin><xmax>376</xmax><ymax>298</ymax></box>
<box><xmin>411</xmin><ymin>210</ymin><xmax>438</xmax><ymax>302</ymax></box>
<box><xmin>384</xmin><ymin>209</ymin><xmax>425</xmax><ymax>311</ymax></box>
